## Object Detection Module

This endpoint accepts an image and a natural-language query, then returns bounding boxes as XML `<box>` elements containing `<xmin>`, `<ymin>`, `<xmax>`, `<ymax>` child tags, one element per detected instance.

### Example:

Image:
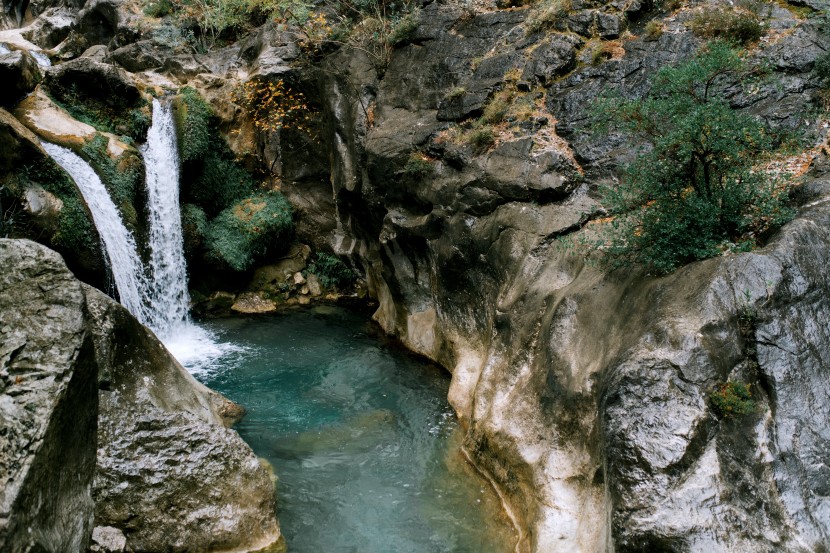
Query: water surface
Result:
<box><xmin>197</xmin><ymin>306</ymin><xmax>514</xmax><ymax>553</ymax></box>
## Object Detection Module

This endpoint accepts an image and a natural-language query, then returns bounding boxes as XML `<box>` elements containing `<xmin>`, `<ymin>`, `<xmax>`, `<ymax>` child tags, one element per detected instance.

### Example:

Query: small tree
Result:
<box><xmin>593</xmin><ymin>41</ymin><xmax>794</xmax><ymax>274</ymax></box>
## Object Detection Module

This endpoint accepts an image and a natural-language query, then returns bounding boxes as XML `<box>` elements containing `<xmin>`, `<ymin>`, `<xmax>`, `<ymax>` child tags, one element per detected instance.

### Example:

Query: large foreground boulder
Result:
<box><xmin>0</xmin><ymin>239</ymin><xmax>283</xmax><ymax>552</ymax></box>
<box><xmin>86</xmin><ymin>286</ymin><xmax>284</xmax><ymax>552</ymax></box>
<box><xmin>0</xmin><ymin>238</ymin><xmax>98</xmax><ymax>552</ymax></box>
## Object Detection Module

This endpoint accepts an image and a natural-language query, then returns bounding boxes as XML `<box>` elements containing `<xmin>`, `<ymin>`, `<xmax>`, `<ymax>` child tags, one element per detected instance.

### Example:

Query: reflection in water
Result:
<box><xmin>198</xmin><ymin>306</ymin><xmax>515</xmax><ymax>553</ymax></box>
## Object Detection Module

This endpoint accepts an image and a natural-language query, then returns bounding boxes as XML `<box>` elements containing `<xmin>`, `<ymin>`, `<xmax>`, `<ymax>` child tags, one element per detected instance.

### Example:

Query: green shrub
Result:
<box><xmin>710</xmin><ymin>381</ymin><xmax>755</xmax><ymax>417</ymax></box>
<box><xmin>307</xmin><ymin>252</ymin><xmax>357</xmax><ymax>289</ymax></box>
<box><xmin>402</xmin><ymin>154</ymin><xmax>433</xmax><ymax>178</ymax></box>
<box><xmin>689</xmin><ymin>6</ymin><xmax>765</xmax><ymax>45</ymax></box>
<box><xmin>389</xmin><ymin>9</ymin><xmax>419</xmax><ymax>45</ymax></box>
<box><xmin>815</xmin><ymin>52</ymin><xmax>830</xmax><ymax>87</ymax></box>
<box><xmin>643</xmin><ymin>20</ymin><xmax>664</xmax><ymax>41</ymax></box>
<box><xmin>204</xmin><ymin>191</ymin><xmax>293</xmax><ymax>271</ymax></box>
<box><xmin>468</xmin><ymin>126</ymin><xmax>495</xmax><ymax>148</ymax></box>
<box><xmin>174</xmin><ymin>87</ymin><xmax>212</xmax><ymax>163</ymax></box>
<box><xmin>189</xmin><ymin>144</ymin><xmax>254</xmax><ymax>216</ymax></box>
<box><xmin>181</xmin><ymin>203</ymin><xmax>208</xmax><ymax>253</ymax></box>
<box><xmin>591</xmin><ymin>41</ymin><xmax>794</xmax><ymax>274</ymax></box>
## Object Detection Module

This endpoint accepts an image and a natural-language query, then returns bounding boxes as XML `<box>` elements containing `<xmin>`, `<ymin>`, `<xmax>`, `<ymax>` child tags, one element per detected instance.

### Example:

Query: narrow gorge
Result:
<box><xmin>1</xmin><ymin>0</ymin><xmax>829</xmax><ymax>551</ymax></box>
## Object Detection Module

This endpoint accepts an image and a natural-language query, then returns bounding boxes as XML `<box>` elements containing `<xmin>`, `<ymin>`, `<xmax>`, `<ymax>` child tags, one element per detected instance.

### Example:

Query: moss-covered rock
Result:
<box><xmin>204</xmin><ymin>191</ymin><xmax>293</xmax><ymax>272</ymax></box>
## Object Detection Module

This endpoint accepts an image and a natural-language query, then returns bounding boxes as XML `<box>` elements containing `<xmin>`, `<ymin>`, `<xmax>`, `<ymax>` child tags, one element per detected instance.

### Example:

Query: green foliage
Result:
<box><xmin>815</xmin><ymin>51</ymin><xmax>830</xmax><ymax>87</ymax></box>
<box><xmin>643</xmin><ymin>19</ymin><xmax>664</xmax><ymax>41</ymax></box>
<box><xmin>468</xmin><ymin>126</ymin><xmax>496</xmax><ymax>148</ymax></box>
<box><xmin>49</xmin><ymin>85</ymin><xmax>150</xmax><ymax>141</ymax></box>
<box><xmin>181</xmin><ymin>202</ymin><xmax>208</xmax><ymax>253</ymax></box>
<box><xmin>710</xmin><ymin>381</ymin><xmax>755</xmax><ymax>417</ymax></box>
<box><xmin>307</xmin><ymin>252</ymin><xmax>357</xmax><ymax>289</ymax></box>
<box><xmin>80</xmin><ymin>135</ymin><xmax>142</xmax><ymax>226</ymax></box>
<box><xmin>593</xmin><ymin>42</ymin><xmax>794</xmax><ymax>274</ymax></box>
<box><xmin>388</xmin><ymin>9</ymin><xmax>419</xmax><ymax>45</ymax></box>
<box><xmin>204</xmin><ymin>191</ymin><xmax>293</xmax><ymax>271</ymax></box>
<box><xmin>0</xmin><ymin>184</ymin><xmax>22</xmax><ymax>238</ymax></box>
<box><xmin>689</xmin><ymin>4</ymin><xmax>766</xmax><ymax>45</ymax></box>
<box><xmin>402</xmin><ymin>154</ymin><xmax>433</xmax><ymax>178</ymax></box>
<box><xmin>188</xmin><ymin>137</ymin><xmax>255</xmax><ymax>216</ymax></box>
<box><xmin>144</xmin><ymin>0</ymin><xmax>174</xmax><ymax>17</ymax></box>
<box><xmin>174</xmin><ymin>87</ymin><xmax>212</xmax><ymax>163</ymax></box>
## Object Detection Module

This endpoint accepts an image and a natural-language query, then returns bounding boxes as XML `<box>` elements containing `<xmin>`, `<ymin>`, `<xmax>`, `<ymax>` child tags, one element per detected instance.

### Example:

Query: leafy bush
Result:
<box><xmin>592</xmin><ymin>42</ymin><xmax>794</xmax><ymax>274</ymax></box>
<box><xmin>307</xmin><ymin>252</ymin><xmax>357</xmax><ymax>289</ymax></box>
<box><xmin>711</xmin><ymin>381</ymin><xmax>755</xmax><ymax>417</ymax></box>
<box><xmin>233</xmin><ymin>78</ymin><xmax>312</xmax><ymax>134</ymax></box>
<box><xmin>144</xmin><ymin>0</ymin><xmax>174</xmax><ymax>17</ymax></box>
<box><xmin>188</xmin><ymin>143</ymin><xmax>254</xmax><ymax>216</ymax></box>
<box><xmin>643</xmin><ymin>20</ymin><xmax>664</xmax><ymax>41</ymax></box>
<box><xmin>689</xmin><ymin>5</ymin><xmax>766</xmax><ymax>45</ymax></box>
<box><xmin>204</xmin><ymin>191</ymin><xmax>293</xmax><ymax>271</ymax></box>
<box><xmin>388</xmin><ymin>9</ymin><xmax>419</xmax><ymax>45</ymax></box>
<box><xmin>181</xmin><ymin>203</ymin><xmax>208</xmax><ymax>253</ymax></box>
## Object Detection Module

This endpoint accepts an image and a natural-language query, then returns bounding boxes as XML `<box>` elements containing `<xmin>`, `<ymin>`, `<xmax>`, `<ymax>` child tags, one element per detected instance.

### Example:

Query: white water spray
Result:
<box><xmin>43</xmin><ymin>142</ymin><xmax>153</xmax><ymax>324</ymax></box>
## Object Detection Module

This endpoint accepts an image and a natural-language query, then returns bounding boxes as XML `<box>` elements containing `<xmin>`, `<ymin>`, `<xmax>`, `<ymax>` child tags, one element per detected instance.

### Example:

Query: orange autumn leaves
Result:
<box><xmin>234</xmin><ymin>79</ymin><xmax>314</xmax><ymax>134</ymax></box>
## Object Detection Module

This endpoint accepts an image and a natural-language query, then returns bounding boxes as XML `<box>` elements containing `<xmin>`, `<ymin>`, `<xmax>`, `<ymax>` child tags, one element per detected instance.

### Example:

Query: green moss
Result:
<box><xmin>174</xmin><ymin>87</ymin><xmax>212</xmax><ymax>163</ymax></box>
<box><xmin>189</xmin><ymin>137</ymin><xmax>255</xmax><ymax>216</ymax></box>
<box><xmin>55</xmin><ymin>195</ymin><xmax>96</xmax><ymax>251</ymax></box>
<box><xmin>48</xmin><ymin>86</ymin><xmax>150</xmax><ymax>141</ymax></box>
<box><xmin>80</xmin><ymin>135</ymin><xmax>141</xmax><ymax>216</ymax></box>
<box><xmin>204</xmin><ymin>191</ymin><xmax>293</xmax><ymax>271</ymax></box>
<box><xmin>402</xmin><ymin>154</ymin><xmax>433</xmax><ymax>178</ymax></box>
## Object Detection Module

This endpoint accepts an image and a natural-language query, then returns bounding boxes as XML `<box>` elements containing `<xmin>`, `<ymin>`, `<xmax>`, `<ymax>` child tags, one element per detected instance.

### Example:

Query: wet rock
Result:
<box><xmin>106</xmin><ymin>39</ymin><xmax>169</xmax><ymax>72</ymax></box>
<box><xmin>307</xmin><ymin>273</ymin><xmax>322</xmax><ymax>297</ymax></box>
<box><xmin>248</xmin><ymin>244</ymin><xmax>310</xmax><ymax>293</ymax></box>
<box><xmin>14</xmin><ymin>87</ymin><xmax>96</xmax><ymax>147</ymax></box>
<box><xmin>192</xmin><ymin>290</ymin><xmax>236</xmax><ymax>317</ymax></box>
<box><xmin>21</xmin><ymin>7</ymin><xmax>73</xmax><ymax>48</ymax></box>
<box><xmin>0</xmin><ymin>239</ymin><xmax>97</xmax><ymax>553</ymax></box>
<box><xmin>44</xmin><ymin>57</ymin><xmax>141</xmax><ymax>107</ymax></box>
<box><xmin>293</xmin><ymin>271</ymin><xmax>306</xmax><ymax>285</ymax></box>
<box><xmin>89</xmin><ymin>526</ymin><xmax>126</xmax><ymax>552</ymax></box>
<box><xmin>0</xmin><ymin>49</ymin><xmax>41</xmax><ymax>106</ymax></box>
<box><xmin>231</xmin><ymin>291</ymin><xmax>277</xmax><ymax>314</ymax></box>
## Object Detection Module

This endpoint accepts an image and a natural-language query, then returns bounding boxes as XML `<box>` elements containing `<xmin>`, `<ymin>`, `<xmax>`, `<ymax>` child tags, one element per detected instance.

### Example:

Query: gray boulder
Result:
<box><xmin>0</xmin><ymin>50</ymin><xmax>41</xmax><ymax>106</ymax></box>
<box><xmin>0</xmin><ymin>238</ymin><xmax>98</xmax><ymax>553</ymax></box>
<box><xmin>22</xmin><ymin>6</ymin><xmax>74</xmax><ymax>48</ymax></box>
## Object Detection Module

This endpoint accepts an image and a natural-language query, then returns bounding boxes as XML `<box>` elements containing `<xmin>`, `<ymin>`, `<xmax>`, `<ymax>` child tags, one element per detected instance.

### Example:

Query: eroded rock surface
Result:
<box><xmin>0</xmin><ymin>238</ymin><xmax>97</xmax><ymax>553</ymax></box>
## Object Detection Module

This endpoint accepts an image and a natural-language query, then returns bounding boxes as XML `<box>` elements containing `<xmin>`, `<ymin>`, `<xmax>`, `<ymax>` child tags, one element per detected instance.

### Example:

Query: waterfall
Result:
<box><xmin>44</xmin><ymin>102</ymin><xmax>237</xmax><ymax>373</ymax></box>
<box><xmin>43</xmin><ymin>142</ymin><xmax>153</xmax><ymax>324</ymax></box>
<box><xmin>142</xmin><ymin>99</ymin><xmax>190</xmax><ymax>337</ymax></box>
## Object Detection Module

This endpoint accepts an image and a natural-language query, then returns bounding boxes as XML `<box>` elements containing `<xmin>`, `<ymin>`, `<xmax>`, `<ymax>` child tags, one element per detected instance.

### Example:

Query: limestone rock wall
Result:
<box><xmin>313</xmin><ymin>4</ymin><xmax>830</xmax><ymax>552</ymax></box>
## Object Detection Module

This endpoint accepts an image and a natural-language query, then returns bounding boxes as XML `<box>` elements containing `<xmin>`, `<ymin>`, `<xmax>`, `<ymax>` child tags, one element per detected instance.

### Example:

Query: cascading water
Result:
<box><xmin>43</xmin><ymin>142</ymin><xmax>153</xmax><ymax>324</ymax></box>
<box><xmin>142</xmin><ymin>99</ymin><xmax>190</xmax><ymax>336</ymax></box>
<box><xmin>140</xmin><ymin>98</ymin><xmax>233</xmax><ymax>371</ymax></box>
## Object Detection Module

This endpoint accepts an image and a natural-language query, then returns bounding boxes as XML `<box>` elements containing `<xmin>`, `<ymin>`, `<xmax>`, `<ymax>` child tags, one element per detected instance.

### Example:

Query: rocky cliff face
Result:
<box><xmin>310</xmin><ymin>4</ymin><xmax>830</xmax><ymax>552</ymax></box>
<box><xmin>0</xmin><ymin>239</ymin><xmax>283</xmax><ymax>552</ymax></box>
